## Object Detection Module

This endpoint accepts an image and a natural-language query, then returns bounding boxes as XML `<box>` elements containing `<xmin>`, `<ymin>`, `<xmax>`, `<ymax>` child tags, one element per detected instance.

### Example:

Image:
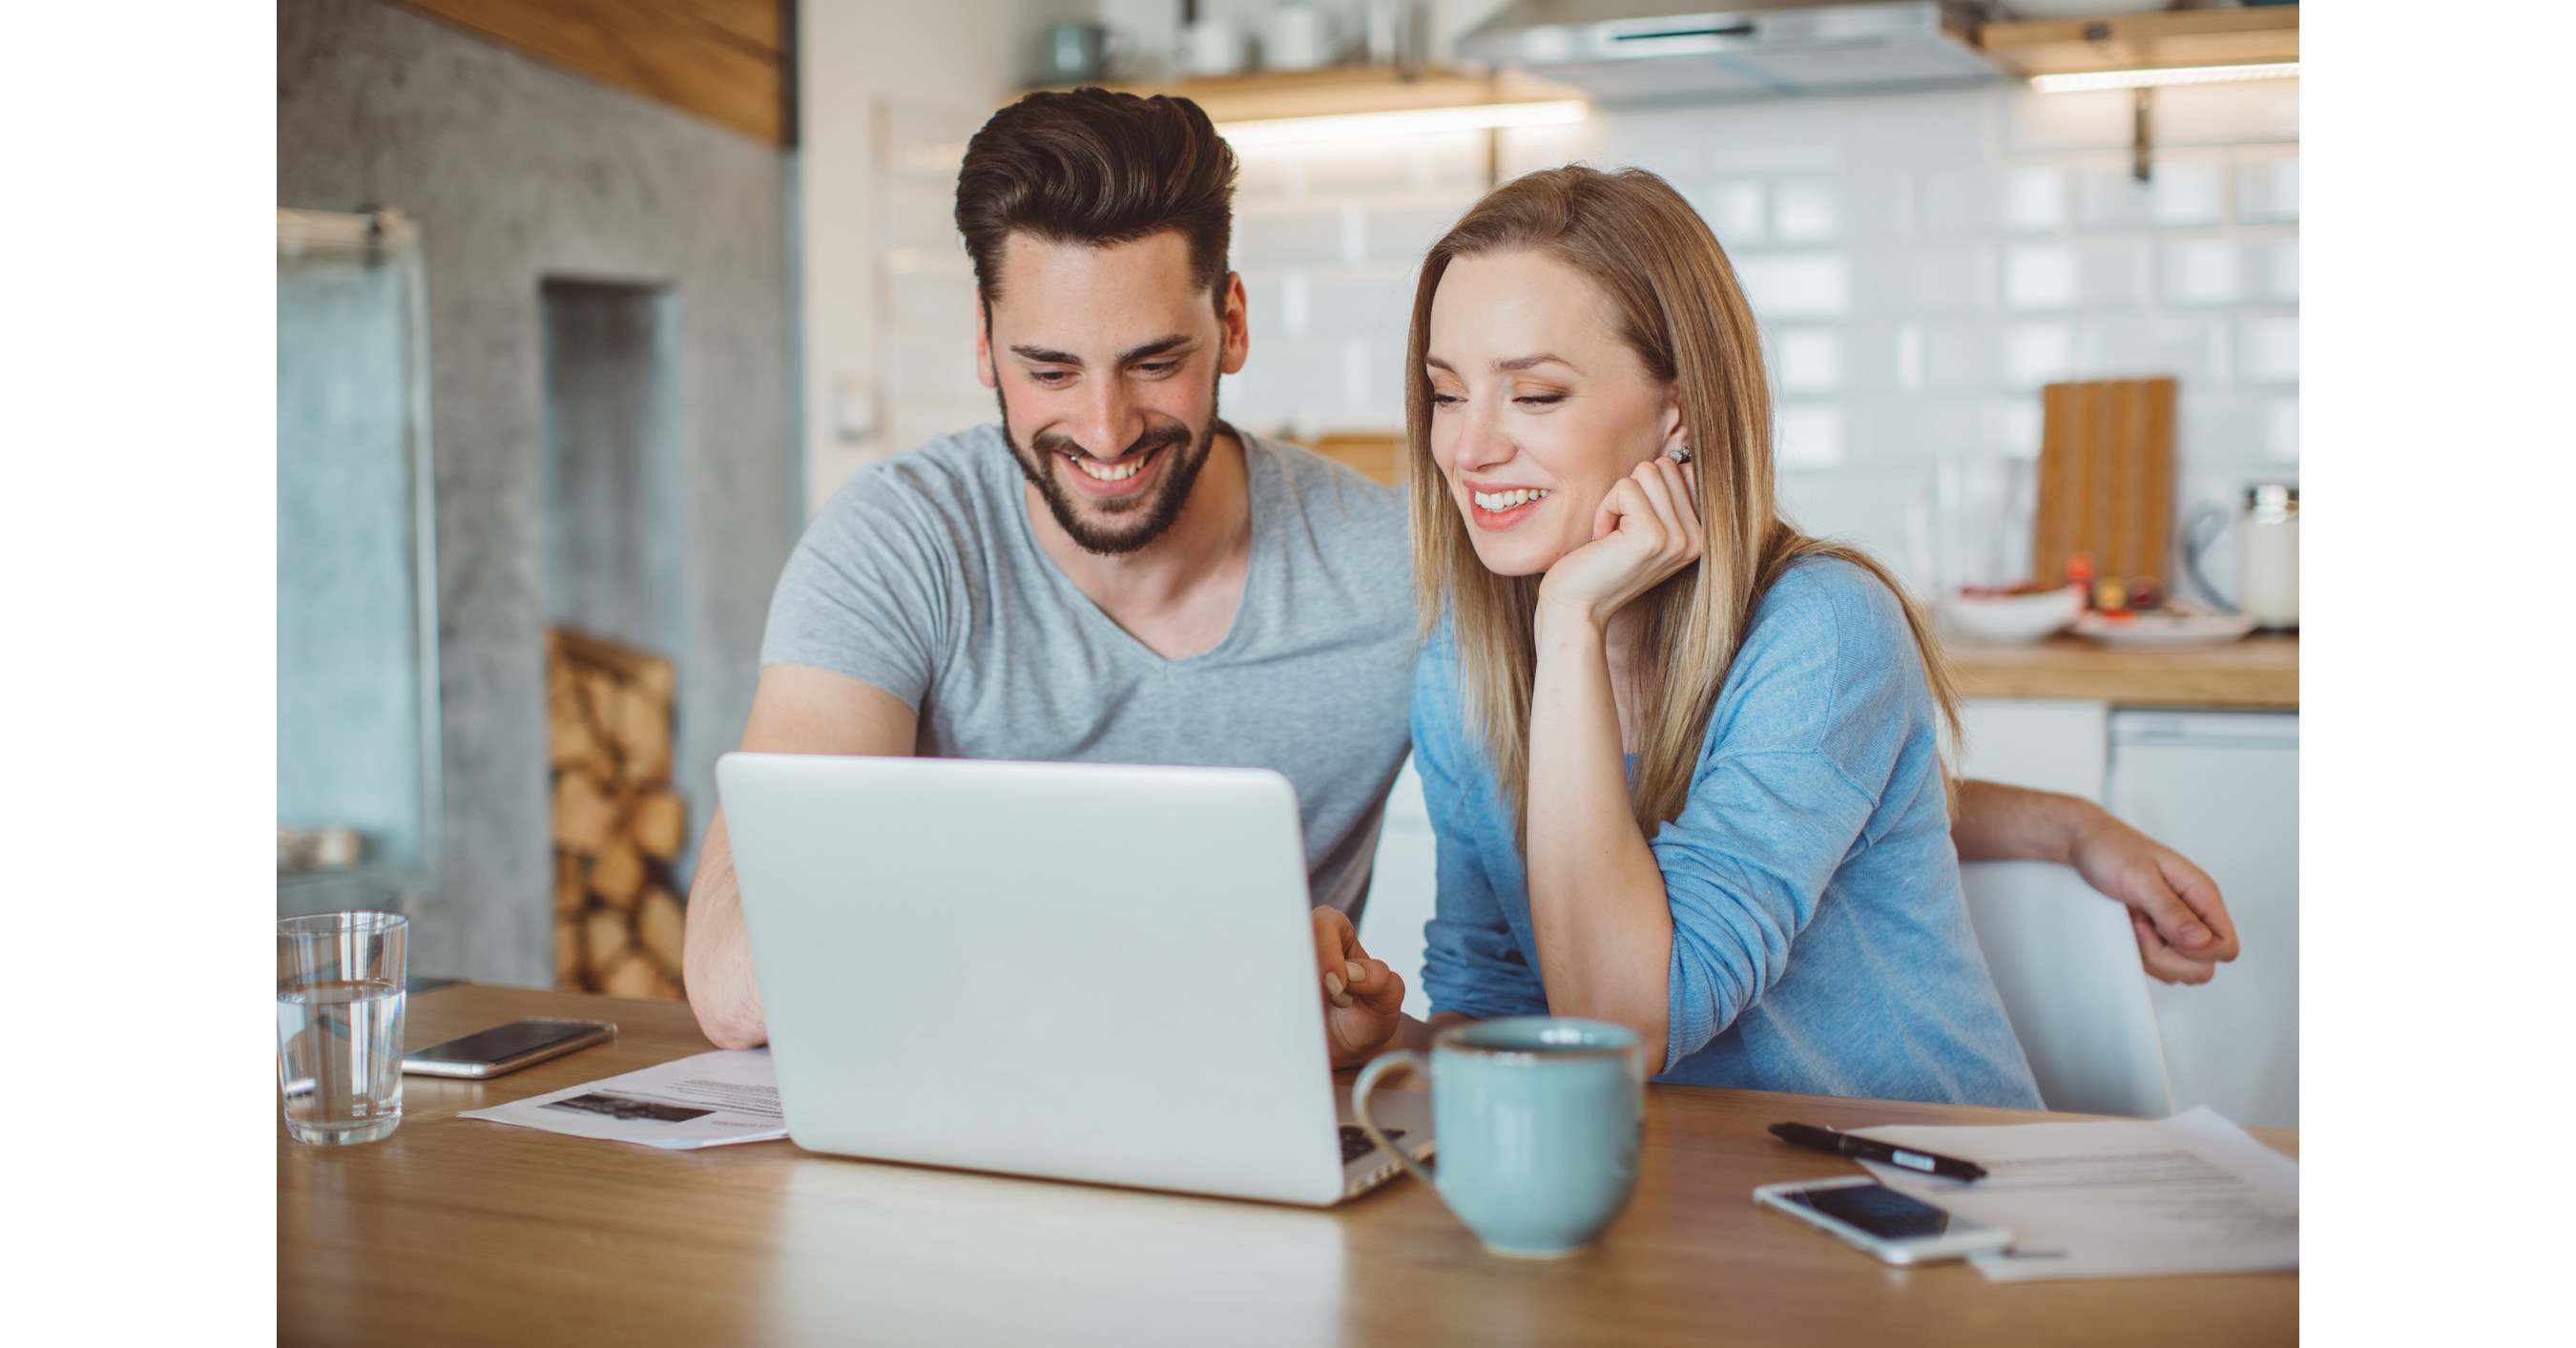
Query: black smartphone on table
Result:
<box><xmin>401</xmin><ymin>1018</ymin><xmax>617</xmax><ymax>1079</ymax></box>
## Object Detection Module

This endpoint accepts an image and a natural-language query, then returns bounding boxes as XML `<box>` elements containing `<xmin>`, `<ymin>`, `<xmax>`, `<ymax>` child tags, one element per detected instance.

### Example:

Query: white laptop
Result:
<box><xmin>717</xmin><ymin>752</ymin><xmax>1434</xmax><ymax>1207</ymax></box>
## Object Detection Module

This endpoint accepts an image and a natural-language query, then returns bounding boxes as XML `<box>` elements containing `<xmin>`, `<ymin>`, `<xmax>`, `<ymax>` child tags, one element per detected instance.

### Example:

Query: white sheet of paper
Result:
<box><xmin>459</xmin><ymin>1048</ymin><xmax>791</xmax><ymax>1150</ymax></box>
<box><xmin>1851</xmin><ymin>1106</ymin><xmax>2297</xmax><ymax>1282</ymax></box>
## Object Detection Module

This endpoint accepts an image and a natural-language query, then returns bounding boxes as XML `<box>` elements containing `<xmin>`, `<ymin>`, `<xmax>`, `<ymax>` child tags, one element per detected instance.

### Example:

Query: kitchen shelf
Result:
<box><xmin>1979</xmin><ymin>5</ymin><xmax>2297</xmax><ymax>77</ymax></box>
<box><xmin>1947</xmin><ymin>632</ymin><xmax>2297</xmax><ymax>710</ymax></box>
<box><xmin>1028</xmin><ymin>66</ymin><xmax>1587</xmax><ymax>124</ymax></box>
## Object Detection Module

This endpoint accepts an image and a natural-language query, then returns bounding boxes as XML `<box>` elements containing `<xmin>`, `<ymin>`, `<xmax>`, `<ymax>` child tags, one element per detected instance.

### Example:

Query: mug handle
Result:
<box><xmin>1351</xmin><ymin>1051</ymin><xmax>1438</xmax><ymax>1188</ymax></box>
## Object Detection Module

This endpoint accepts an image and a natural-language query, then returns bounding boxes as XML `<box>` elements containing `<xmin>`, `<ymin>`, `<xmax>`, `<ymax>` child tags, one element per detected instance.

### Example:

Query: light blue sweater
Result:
<box><xmin>1413</xmin><ymin>557</ymin><xmax>2042</xmax><ymax>1108</ymax></box>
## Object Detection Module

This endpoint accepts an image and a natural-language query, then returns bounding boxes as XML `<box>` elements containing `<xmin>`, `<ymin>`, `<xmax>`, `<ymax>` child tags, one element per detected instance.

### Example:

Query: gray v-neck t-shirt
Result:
<box><xmin>759</xmin><ymin>424</ymin><xmax>1418</xmax><ymax>918</ymax></box>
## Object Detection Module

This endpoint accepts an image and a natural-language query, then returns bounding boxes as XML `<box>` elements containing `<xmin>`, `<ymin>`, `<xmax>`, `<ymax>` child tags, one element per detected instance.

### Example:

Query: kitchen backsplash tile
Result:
<box><xmin>2075</xmin><ymin>159</ymin><xmax>2224</xmax><ymax>231</ymax></box>
<box><xmin>2237</xmin><ymin>315</ymin><xmax>2301</xmax><ymax>385</ymax></box>
<box><xmin>1217</xmin><ymin>78</ymin><xmax>2296</xmax><ymax>595</ymax></box>
<box><xmin>1734</xmin><ymin>252</ymin><xmax>1854</xmax><ymax>319</ymax></box>
<box><xmin>2237</xmin><ymin>155</ymin><xmax>2301</xmax><ymax>224</ymax></box>
<box><xmin>2160</xmin><ymin>238</ymin><xmax>2246</xmax><ymax>307</ymax></box>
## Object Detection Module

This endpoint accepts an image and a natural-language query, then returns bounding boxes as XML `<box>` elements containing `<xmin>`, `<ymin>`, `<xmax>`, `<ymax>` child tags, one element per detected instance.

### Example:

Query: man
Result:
<box><xmin>682</xmin><ymin>89</ymin><xmax>2236</xmax><ymax>1055</ymax></box>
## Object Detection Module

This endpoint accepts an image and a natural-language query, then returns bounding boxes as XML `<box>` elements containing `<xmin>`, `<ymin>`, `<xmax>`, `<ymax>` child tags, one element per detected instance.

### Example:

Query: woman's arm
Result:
<box><xmin>1522</xmin><ymin>457</ymin><xmax>1706</xmax><ymax>1049</ymax></box>
<box><xmin>1525</xmin><ymin>606</ymin><xmax>1675</xmax><ymax>1047</ymax></box>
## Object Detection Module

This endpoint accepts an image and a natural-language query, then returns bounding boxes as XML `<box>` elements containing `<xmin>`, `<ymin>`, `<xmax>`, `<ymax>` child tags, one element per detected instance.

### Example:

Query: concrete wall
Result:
<box><xmin>279</xmin><ymin>0</ymin><xmax>800</xmax><ymax>983</ymax></box>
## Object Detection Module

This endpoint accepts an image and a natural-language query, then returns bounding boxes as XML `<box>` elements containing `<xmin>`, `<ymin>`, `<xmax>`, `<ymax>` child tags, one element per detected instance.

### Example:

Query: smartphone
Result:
<box><xmin>402</xmin><ymin>1018</ymin><xmax>618</xmax><ymax>1079</ymax></box>
<box><xmin>1752</xmin><ymin>1176</ymin><xmax>2012</xmax><ymax>1265</ymax></box>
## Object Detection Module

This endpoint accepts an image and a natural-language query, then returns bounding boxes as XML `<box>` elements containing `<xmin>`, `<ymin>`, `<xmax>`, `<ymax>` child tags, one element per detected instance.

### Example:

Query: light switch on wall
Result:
<box><xmin>832</xmin><ymin>377</ymin><xmax>877</xmax><ymax>444</ymax></box>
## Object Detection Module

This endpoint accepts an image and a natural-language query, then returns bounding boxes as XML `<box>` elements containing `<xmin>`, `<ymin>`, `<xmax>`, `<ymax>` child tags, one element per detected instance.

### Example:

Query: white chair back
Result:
<box><xmin>1960</xmin><ymin>861</ymin><xmax>2173</xmax><ymax>1118</ymax></box>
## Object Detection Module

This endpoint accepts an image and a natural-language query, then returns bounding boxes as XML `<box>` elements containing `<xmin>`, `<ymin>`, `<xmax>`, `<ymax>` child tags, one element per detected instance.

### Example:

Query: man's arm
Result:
<box><xmin>682</xmin><ymin>664</ymin><xmax>918</xmax><ymax>1048</ymax></box>
<box><xmin>1950</xmin><ymin>778</ymin><xmax>2241</xmax><ymax>984</ymax></box>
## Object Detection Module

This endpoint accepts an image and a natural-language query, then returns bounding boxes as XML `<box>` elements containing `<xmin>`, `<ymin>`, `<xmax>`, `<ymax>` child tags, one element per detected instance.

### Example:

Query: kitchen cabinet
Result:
<box><xmin>2108</xmin><ymin>710</ymin><xmax>2299</xmax><ymax>1130</ymax></box>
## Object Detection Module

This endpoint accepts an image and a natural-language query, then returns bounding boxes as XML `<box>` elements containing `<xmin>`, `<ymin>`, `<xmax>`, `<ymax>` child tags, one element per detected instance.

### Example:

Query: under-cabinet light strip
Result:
<box><xmin>2031</xmin><ymin>62</ymin><xmax>2300</xmax><ymax>94</ymax></box>
<box><xmin>1216</xmin><ymin>99</ymin><xmax>1588</xmax><ymax>148</ymax></box>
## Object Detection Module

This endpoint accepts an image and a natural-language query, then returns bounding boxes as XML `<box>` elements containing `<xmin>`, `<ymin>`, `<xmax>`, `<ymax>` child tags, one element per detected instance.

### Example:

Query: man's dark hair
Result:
<box><xmin>954</xmin><ymin>88</ymin><xmax>1239</xmax><ymax>311</ymax></box>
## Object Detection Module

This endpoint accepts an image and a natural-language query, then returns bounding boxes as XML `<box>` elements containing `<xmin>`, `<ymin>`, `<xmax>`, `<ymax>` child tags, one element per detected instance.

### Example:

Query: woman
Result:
<box><xmin>1340</xmin><ymin>166</ymin><xmax>2039</xmax><ymax>1107</ymax></box>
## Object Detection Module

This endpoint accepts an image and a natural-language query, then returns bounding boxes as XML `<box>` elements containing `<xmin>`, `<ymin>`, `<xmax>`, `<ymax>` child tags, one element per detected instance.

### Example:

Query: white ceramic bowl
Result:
<box><xmin>1940</xmin><ymin>585</ymin><xmax>2086</xmax><ymax>645</ymax></box>
<box><xmin>2070</xmin><ymin>612</ymin><xmax>2259</xmax><ymax>650</ymax></box>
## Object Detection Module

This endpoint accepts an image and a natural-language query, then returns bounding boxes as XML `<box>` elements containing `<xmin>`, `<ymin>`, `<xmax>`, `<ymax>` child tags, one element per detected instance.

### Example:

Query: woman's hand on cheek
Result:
<box><xmin>1536</xmin><ymin>456</ymin><xmax>1705</xmax><ymax>629</ymax></box>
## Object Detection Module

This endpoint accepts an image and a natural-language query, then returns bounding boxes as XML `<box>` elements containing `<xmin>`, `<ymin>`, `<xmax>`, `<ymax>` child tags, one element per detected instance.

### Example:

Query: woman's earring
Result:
<box><xmin>1666</xmin><ymin>445</ymin><xmax>1693</xmax><ymax>466</ymax></box>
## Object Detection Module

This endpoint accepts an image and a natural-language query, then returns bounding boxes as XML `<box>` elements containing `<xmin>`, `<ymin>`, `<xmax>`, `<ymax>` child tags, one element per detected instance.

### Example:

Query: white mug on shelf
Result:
<box><xmin>1179</xmin><ymin>16</ymin><xmax>1246</xmax><ymax>76</ymax></box>
<box><xmin>1263</xmin><ymin>4</ymin><xmax>1334</xmax><ymax>72</ymax></box>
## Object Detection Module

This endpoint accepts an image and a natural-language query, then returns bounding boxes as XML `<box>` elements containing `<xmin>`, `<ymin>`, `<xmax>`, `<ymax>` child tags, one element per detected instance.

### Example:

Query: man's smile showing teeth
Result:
<box><xmin>1472</xmin><ymin>487</ymin><xmax>1549</xmax><ymax>511</ymax></box>
<box><xmin>1070</xmin><ymin>452</ymin><xmax>1150</xmax><ymax>482</ymax></box>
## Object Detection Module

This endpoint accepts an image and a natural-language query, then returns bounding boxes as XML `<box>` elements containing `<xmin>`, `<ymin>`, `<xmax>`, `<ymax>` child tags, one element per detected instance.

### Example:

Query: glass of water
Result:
<box><xmin>277</xmin><ymin>911</ymin><xmax>407</xmax><ymax>1146</ymax></box>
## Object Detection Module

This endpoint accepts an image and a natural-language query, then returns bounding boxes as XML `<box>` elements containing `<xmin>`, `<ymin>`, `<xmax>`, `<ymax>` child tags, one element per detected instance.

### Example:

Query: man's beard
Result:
<box><xmin>996</xmin><ymin>376</ymin><xmax>1223</xmax><ymax>557</ymax></box>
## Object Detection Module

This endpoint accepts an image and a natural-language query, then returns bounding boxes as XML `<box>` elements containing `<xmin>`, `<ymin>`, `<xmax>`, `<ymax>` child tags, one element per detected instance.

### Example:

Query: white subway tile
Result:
<box><xmin>2266</xmin><ymin>398</ymin><xmax>2299</xmax><ymax>464</ymax></box>
<box><xmin>2238</xmin><ymin>315</ymin><xmax>2299</xmax><ymax>384</ymax></box>
<box><xmin>2005</xmin><ymin>245</ymin><xmax>2079</xmax><ymax>310</ymax></box>
<box><xmin>1692</xmin><ymin>180</ymin><xmax>1770</xmax><ymax>247</ymax></box>
<box><xmin>1340</xmin><ymin>200</ymin><xmax>1367</xmax><ymax>266</ymax></box>
<box><xmin>2160</xmin><ymin>239</ymin><xmax>2244</xmax><ymax>307</ymax></box>
<box><xmin>1919</xmin><ymin>166</ymin><xmax>2063</xmax><ymax>237</ymax></box>
<box><xmin>1226</xmin><ymin>339</ymin><xmax>1341</xmax><ymax>426</ymax></box>
<box><xmin>1847</xmin><ymin>88</ymin><xmax>1990</xmax><ymax>168</ymax></box>
<box><xmin>1366</xmin><ymin>199</ymin><xmax>1477</xmax><ymax>266</ymax></box>
<box><xmin>2258</xmin><ymin>238</ymin><xmax>2299</xmax><ymax>303</ymax></box>
<box><xmin>2076</xmin><ymin>159</ymin><xmax>2223</xmax><ymax>230</ymax></box>
<box><xmin>1922</xmin><ymin>322</ymin><xmax>1998</xmax><ymax>391</ymax></box>
<box><xmin>2005</xmin><ymin>243</ymin><xmax>2144</xmax><ymax>311</ymax></box>
<box><xmin>1735</xmin><ymin>252</ymin><xmax>1851</xmax><ymax>320</ymax></box>
<box><xmin>1909</xmin><ymin>246</ymin><xmax>1992</xmax><ymax>313</ymax></box>
<box><xmin>2002</xmin><ymin>321</ymin><xmax>2074</xmax><ymax>387</ymax></box>
<box><xmin>1341</xmin><ymin>337</ymin><xmax>1374</xmax><ymax>410</ymax></box>
<box><xmin>1775</xmin><ymin>328</ymin><xmax>1844</xmax><ymax>395</ymax></box>
<box><xmin>1306</xmin><ymin>270</ymin><xmax>1414</xmax><ymax>342</ymax></box>
<box><xmin>1278</xmin><ymin>270</ymin><xmax>1310</xmax><ymax>340</ymax></box>
<box><xmin>2077</xmin><ymin>318</ymin><xmax>2220</xmax><ymax>384</ymax></box>
<box><xmin>1237</xmin><ymin>205</ymin><xmax>1349</xmax><ymax>267</ymax></box>
<box><xmin>1988</xmin><ymin>397</ymin><xmax>2044</xmax><ymax>460</ymax></box>
<box><xmin>2237</xmin><ymin>155</ymin><xmax>2300</xmax><ymax>224</ymax></box>
<box><xmin>1775</xmin><ymin>180</ymin><xmax>1842</xmax><ymax>243</ymax></box>
<box><xmin>2000</xmin><ymin>168</ymin><xmax>2066</xmax><ymax>233</ymax></box>
<box><xmin>1896</xmin><ymin>323</ymin><xmax>1924</xmax><ymax>393</ymax></box>
<box><xmin>1776</xmin><ymin>404</ymin><xmax>1845</xmax><ymax>470</ymax></box>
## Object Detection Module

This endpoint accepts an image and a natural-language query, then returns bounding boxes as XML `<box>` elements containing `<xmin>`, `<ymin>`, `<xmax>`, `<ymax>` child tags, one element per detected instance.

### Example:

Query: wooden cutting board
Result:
<box><xmin>2033</xmin><ymin>378</ymin><xmax>2176</xmax><ymax>591</ymax></box>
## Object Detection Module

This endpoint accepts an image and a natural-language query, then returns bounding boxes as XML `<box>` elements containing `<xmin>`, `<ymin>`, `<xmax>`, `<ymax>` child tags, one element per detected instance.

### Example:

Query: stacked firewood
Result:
<box><xmin>547</xmin><ymin>627</ymin><xmax>689</xmax><ymax>1001</ymax></box>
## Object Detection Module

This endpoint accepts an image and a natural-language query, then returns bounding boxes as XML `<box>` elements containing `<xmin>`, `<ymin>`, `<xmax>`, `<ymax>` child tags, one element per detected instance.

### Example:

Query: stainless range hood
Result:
<box><xmin>1456</xmin><ymin>1</ymin><xmax>2005</xmax><ymax>106</ymax></box>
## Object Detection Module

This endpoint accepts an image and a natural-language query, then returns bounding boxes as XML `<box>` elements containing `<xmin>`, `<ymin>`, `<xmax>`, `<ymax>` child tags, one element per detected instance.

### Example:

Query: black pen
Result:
<box><xmin>1769</xmin><ymin>1121</ymin><xmax>1988</xmax><ymax>1182</ymax></box>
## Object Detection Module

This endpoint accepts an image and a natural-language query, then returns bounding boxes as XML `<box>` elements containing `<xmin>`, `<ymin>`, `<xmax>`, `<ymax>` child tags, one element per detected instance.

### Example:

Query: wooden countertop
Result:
<box><xmin>280</xmin><ymin>985</ymin><xmax>2296</xmax><ymax>1346</ymax></box>
<box><xmin>1947</xmin><ymin>632</ymin><xmax>2298</xmax><ymax>709</ymax></box>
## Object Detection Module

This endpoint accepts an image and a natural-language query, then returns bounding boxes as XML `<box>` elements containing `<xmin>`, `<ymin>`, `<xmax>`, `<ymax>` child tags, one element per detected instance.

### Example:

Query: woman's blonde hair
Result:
<box><xmin>1404</xmin><ymin>165</ymin><xmax>1959</xmax><ymax>839</ymax></box>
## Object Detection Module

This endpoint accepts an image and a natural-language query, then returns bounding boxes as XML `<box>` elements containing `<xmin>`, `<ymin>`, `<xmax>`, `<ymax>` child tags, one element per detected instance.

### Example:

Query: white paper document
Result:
<box><xmin>460</xmin><ymin>1049</ymin><xmax>791</xmax><ymax>1150</ymax></box>
<box><xmin>1852</xmin><ymin>1106</ymin><xmax>2297</xmax><ymax>1282</ymax></box>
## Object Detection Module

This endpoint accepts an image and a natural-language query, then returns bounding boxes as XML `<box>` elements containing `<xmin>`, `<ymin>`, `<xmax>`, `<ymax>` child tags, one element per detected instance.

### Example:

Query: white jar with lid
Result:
<box><xmin>2239</xmin><ymin>484</ymin><xmax>2298</xmax><ymax>629</ymax></box>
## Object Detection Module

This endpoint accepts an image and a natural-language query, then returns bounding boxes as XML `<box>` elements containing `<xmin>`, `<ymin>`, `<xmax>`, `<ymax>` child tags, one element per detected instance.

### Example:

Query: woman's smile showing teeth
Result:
<box><xmin>1471</xmin><ymin>487</ymin><xmax>1549</xmax><ymax>511</ymax></box>
<box><xmin>1464</xmin><ymin>483</ymin><xmax>1551</xmax><ymax>531</ymax></box>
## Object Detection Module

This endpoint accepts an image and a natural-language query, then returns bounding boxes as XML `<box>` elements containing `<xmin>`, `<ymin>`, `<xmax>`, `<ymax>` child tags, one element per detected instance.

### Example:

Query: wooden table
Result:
<box><xmin>280</xmin><ymin>985</ymin><xmax>2297</xmax><ymax>1346</ymax></box>
<box><xmin>1947</xmin><ymin>633</ymin><xmax>2298</xmax><ymax>709</ymax></box>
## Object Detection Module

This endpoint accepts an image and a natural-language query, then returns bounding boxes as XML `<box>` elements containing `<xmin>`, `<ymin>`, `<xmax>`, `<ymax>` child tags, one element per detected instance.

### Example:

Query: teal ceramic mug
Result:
<box><xmin>1351</xmin><ymin>1017</ymin><xmax>1646</xmax><ymax>1257</ymax></box>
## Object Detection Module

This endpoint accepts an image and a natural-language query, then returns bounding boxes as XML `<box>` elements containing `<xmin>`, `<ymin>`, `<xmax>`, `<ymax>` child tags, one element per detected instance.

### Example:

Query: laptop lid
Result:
<box><xmin>718</xmin><ymin>753</ymin><xmax>1350</xmax><ymax>1206</ymax></box>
